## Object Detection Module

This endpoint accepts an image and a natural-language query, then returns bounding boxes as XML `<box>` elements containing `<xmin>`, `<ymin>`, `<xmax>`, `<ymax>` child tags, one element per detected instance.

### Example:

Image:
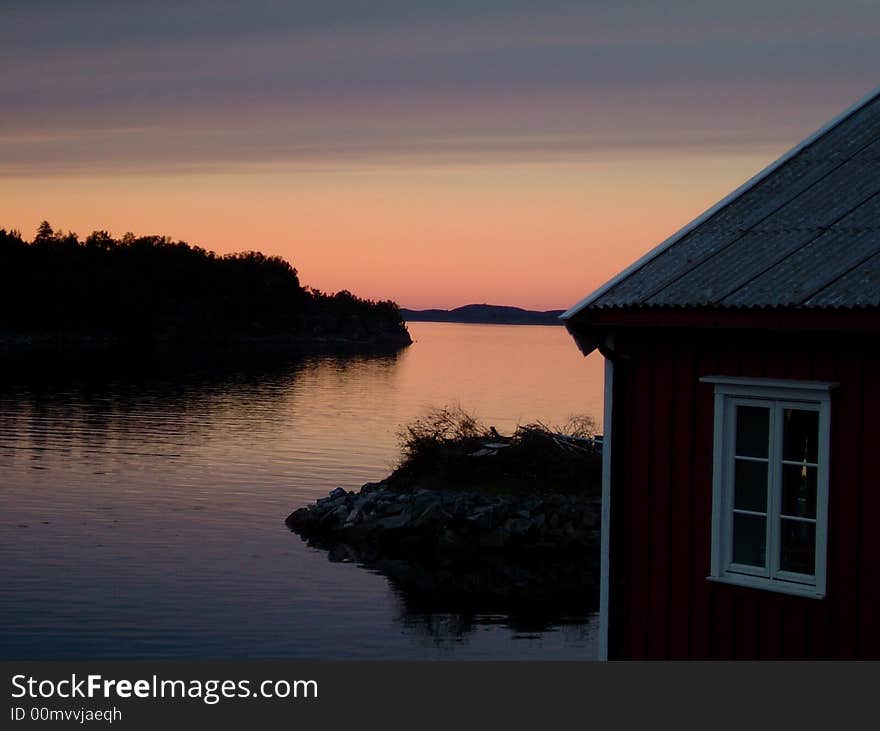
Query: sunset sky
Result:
<box><xmin>2</xmin><ymin>1</ymin><xmax>879</xmax><ymax>310</ymax></box>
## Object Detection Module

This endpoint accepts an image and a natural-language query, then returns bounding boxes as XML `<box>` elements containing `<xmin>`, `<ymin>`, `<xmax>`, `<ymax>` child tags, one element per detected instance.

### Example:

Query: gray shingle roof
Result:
<box><xmin>563</xmin><ymin>87</ymin><xmax>880</xmax><ymax>315</ymax></box>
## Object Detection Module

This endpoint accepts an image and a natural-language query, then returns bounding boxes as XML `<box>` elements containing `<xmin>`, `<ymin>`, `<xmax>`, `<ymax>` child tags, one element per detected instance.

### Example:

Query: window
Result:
<box><xmin>701</xmin><ymin>376</ymin><xmax>834</xmax><ymax>598</ymax></box>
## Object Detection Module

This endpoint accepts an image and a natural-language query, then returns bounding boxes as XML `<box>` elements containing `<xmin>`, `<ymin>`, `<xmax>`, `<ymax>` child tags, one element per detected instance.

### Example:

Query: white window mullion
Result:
<box><xmin>767</xmin><ymin>403</ymin><xmax>783</xmax><ymax>580</ymax></box>
<box><xmin>814</xmin><ymin>401</ymin><xmax>831</xmax><ymax>596</ymax></box>
<box><xmin>720</xmin><ymin>395</ymin><xmax>735</xmax><ymax>574</ymax></box>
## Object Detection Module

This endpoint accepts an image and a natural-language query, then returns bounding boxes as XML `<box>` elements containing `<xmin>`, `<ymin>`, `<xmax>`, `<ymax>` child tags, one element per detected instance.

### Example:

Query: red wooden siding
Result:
<box><xmin>606</xmin><ymin>329</ymin><xmax>879</xmax><ymax>659</ymax></box>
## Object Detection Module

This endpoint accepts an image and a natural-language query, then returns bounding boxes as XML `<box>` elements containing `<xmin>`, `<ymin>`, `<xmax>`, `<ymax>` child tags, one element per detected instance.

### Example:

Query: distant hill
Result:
<box><xmin>401</xmin><ymin>304</ymin><xmax>565</xmax><ymax>326</ymax></box>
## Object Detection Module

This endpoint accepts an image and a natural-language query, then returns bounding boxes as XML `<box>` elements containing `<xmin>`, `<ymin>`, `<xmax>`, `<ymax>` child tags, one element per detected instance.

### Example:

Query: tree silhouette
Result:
<box><xmin>0</xmin><ymin>222</ymin><xmax>410</xmax><ymax>348</ymax></box>
<box><xmin>33</xmin><ymin>220</ymin><xmax>55</xmax><ymax>245</ymax></box>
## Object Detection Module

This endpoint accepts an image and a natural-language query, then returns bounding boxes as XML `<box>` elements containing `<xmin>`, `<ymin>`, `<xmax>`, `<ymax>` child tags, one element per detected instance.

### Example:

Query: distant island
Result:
<box><xmin>0</xmin><ymin>222</ymin><xmax>411</xmax><ymax>352</ymax></box>
<box><xmin>401</xmin><ymin>304</ymin><xmax>564</xmax><ymax>326</ymax></box>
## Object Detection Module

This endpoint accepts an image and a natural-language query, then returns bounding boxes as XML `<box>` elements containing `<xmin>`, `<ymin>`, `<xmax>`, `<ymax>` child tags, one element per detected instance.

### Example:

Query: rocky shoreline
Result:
<box><xmin>286</xmin><ymin>480</ymin><xmax>600</xmax><ymax>557</ymax></box>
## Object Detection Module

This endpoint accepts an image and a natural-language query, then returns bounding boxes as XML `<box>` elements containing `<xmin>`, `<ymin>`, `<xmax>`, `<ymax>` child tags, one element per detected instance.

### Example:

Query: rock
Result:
<box><xmin>286</xmin><ymin>481</ymin><xmax>600</xmax><ymax>559</ymax></box>
<box><xmin>343</xmin><ymin>507</ymin><xmax>362</xmax><ymax>528</ymax></box>
<box><xmin>328</xmin><ymin>544</ymin><xmax>358</xmax><ymax>563</ymax></box>
<box><xmin>360</xmin><ymin>482</ymin><xmax>384</xmax><ymax>495</ymax></box>
<box><xmin>438</xmin><ymin>528</ymin><xmax>469</xmax><ymax>549</ymax></box>
<box><xmin>503</xmin><ymin>518</ymin><xmax>532</xmax><ymax>539</ymax></box>
<box><xmin>399</xmin><ymin>535</ymin><xmax>426</xmax><ymax>554</ymax></box>
<box><xmin>582</xmin><ymin>508</ymin><xmax>599</xmax><ymax>529</ymax></box>
<box><xmin>381</xmin><ymin>502</ymin><xmax>405</xmax><ymax>516</ymax></box>
<box><xmin>285</xmin><ymin>507</ymin><xmax>313</xmax><ymax>530</ymax></box>
<box><xmin>319</xmin><ymin>504</ymin><xmax>349</xmax><ymax>528</ymax></box>
<box><xmin>339</xmin><ymin>521</ymin><xmax>378</xmax><ymax>544</ymax></box>
<box><xmin>466</xmin><ymin>505</ymin><xmax>498</xmax><ymax>531</ymax></box>
<box><xmin>479</xmin><ymin>528</ymin><xmax>506</xmax><ymax>549</ymax></box>
<box><xmin>412</xmin><ymin>492</ymin><xmax>442</xmax><ymax>512</ymax></box>
<box><xmin>412</xmin><ymin>502</ymin><xmax>450</xmax><ymax>530</ymax></box>
<box><xmin>450</xmin><ymin>497</ymin><xmax>471</xmax><ymax>518</ymax></box>
<box><xmin>374</xmin><ymin>513</ymin><xmax>411</xmax><ymax>531</ymax></box>
<box><xmin>545</xmin><ymin>529</ymin><xmax>565</xmax><ymax>544</ymax></box>
<box><xmin>353</xmin><ymin>495</ymin><xmax>374</xmax><ymax>512</ymax></box>
<box><xmin>468</xmin><ymin>447</ymin><xmax>497</xmax><ymax>457</ymax></box>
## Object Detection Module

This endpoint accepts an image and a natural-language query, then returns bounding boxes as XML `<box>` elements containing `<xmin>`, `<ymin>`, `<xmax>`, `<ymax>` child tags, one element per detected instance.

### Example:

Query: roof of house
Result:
<box><xmin>562</xmin><ymin>86</ymin><xmax>880</xmax><ymax>318</ymax></box>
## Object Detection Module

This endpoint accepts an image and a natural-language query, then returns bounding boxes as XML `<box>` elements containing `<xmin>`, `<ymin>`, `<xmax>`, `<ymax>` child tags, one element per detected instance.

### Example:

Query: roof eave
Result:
<box><xmin>563</xmin><ymin>317</ymin><xmax>600</xmax><ymax>356</ymax></box>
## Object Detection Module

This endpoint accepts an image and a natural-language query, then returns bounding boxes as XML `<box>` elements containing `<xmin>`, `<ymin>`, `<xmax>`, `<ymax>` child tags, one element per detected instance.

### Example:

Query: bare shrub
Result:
<box><xmin>391</xmin><ymin>405</ymin><xmax>601</xmax><ymax>496</ymax></box>
<box><xmin>560</xmin><ymin>414</ymin><xmax>599</xmax><ymax>440</ymax></box>
<box><xmin>397</xmin><ymin>405</ymin><xmax>486</xmax><ymax>463</ymax></box>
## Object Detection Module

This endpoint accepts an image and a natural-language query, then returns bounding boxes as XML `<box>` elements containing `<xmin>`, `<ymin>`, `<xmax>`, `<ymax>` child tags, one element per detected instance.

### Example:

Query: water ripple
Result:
<box><xmin>1</xmin><ymin>323</ymin><xmax>604</xmax><ymax>660</ymax></box>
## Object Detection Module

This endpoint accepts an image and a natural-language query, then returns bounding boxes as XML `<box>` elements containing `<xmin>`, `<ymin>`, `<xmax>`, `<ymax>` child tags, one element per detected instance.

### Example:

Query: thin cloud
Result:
<box><xmin>2</xmin><ymin>1</ymin><xmax>879</xmax><ymax>176</ymax></box>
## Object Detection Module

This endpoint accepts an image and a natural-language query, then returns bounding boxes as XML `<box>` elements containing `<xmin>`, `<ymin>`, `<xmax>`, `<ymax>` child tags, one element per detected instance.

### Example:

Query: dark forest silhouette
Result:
<box><xmin>0</xmin><ymin>222</ymin><xmax>410</xmax><ymax>349</ymax></box>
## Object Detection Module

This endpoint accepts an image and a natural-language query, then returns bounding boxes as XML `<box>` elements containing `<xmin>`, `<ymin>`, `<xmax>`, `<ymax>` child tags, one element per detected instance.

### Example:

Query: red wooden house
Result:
<box><xmin>562</xmin><ymin>87</ymin><xmax>880</xmax><ymax>659</ymax></box>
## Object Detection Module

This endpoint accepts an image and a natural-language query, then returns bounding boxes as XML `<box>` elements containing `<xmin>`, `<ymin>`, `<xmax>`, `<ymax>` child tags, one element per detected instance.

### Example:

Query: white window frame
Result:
<box><xmin>701</xmin><ymin>376</ymin><xmax>835</xmax><ymax>599</ymax></box>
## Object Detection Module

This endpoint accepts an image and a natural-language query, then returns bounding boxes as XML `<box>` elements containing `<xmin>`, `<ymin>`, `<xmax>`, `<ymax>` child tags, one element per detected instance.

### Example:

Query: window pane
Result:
<box><xmin>780</xmin><ymin>519</ymin><xmax>816</xmax><ymax>575</ymax></box>
<box><xmin>735</xmin><ymin>405</ymin><xmax>769</xmax><ymax>458</ymax></box>
<box><xmin>733</xmin><ymin>513</ymin><xmax>766</xmax><ymax>567</ymax></box>
<box><xmin>734</xmin><ymin>459</ymin><xmax>768</xmax><ymax>512</ymax></box>
<box><xmin>781</xmin><ymin>464</ymin><xmax>817</xmax><ymax>519</ymax></box>
<box><xmin>783</xmin><ymin>408</ymin><xmax>819</xmax><ymax>463</ymax></box>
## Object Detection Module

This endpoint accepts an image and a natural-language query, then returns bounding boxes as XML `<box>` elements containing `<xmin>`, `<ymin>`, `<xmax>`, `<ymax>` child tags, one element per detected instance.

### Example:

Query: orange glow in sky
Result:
<box><xmin>3</xmin><ymin>2</ymin><xmax>879</xmax><ymax>310</ymax></box>
<box><xmin>0</xmin><ymin>149</ymin><xmax>799</xmax><ymax>310</ymax></box>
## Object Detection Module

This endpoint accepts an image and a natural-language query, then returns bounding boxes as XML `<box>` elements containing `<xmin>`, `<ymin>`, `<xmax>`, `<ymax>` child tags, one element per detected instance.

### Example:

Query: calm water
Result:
<box><xmin>0</xmin><ymin>322</ymin><xmax>604</xmax><ymax>659</ymax></box>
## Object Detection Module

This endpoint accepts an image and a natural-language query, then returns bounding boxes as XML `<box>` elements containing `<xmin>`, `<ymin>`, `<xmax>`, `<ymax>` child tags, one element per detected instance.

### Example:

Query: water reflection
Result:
<box><xmin>299</xmin><ymin>519</ymin><xmax>599</xmax><ymax>646</ymax></box>
<box><xmin>381</xmin><ymin>553</ymin><xmax>597</xmax><ymax>641</ymax></box>
<box><xmin>0</xmin><ymin>347</ymin><xmax>406</xmax><ymax>481</ymax></box>
<box><xmin>1</xmin><ymin>324</ymin><xmax>602</xmax><ymax>659</ymax></box>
